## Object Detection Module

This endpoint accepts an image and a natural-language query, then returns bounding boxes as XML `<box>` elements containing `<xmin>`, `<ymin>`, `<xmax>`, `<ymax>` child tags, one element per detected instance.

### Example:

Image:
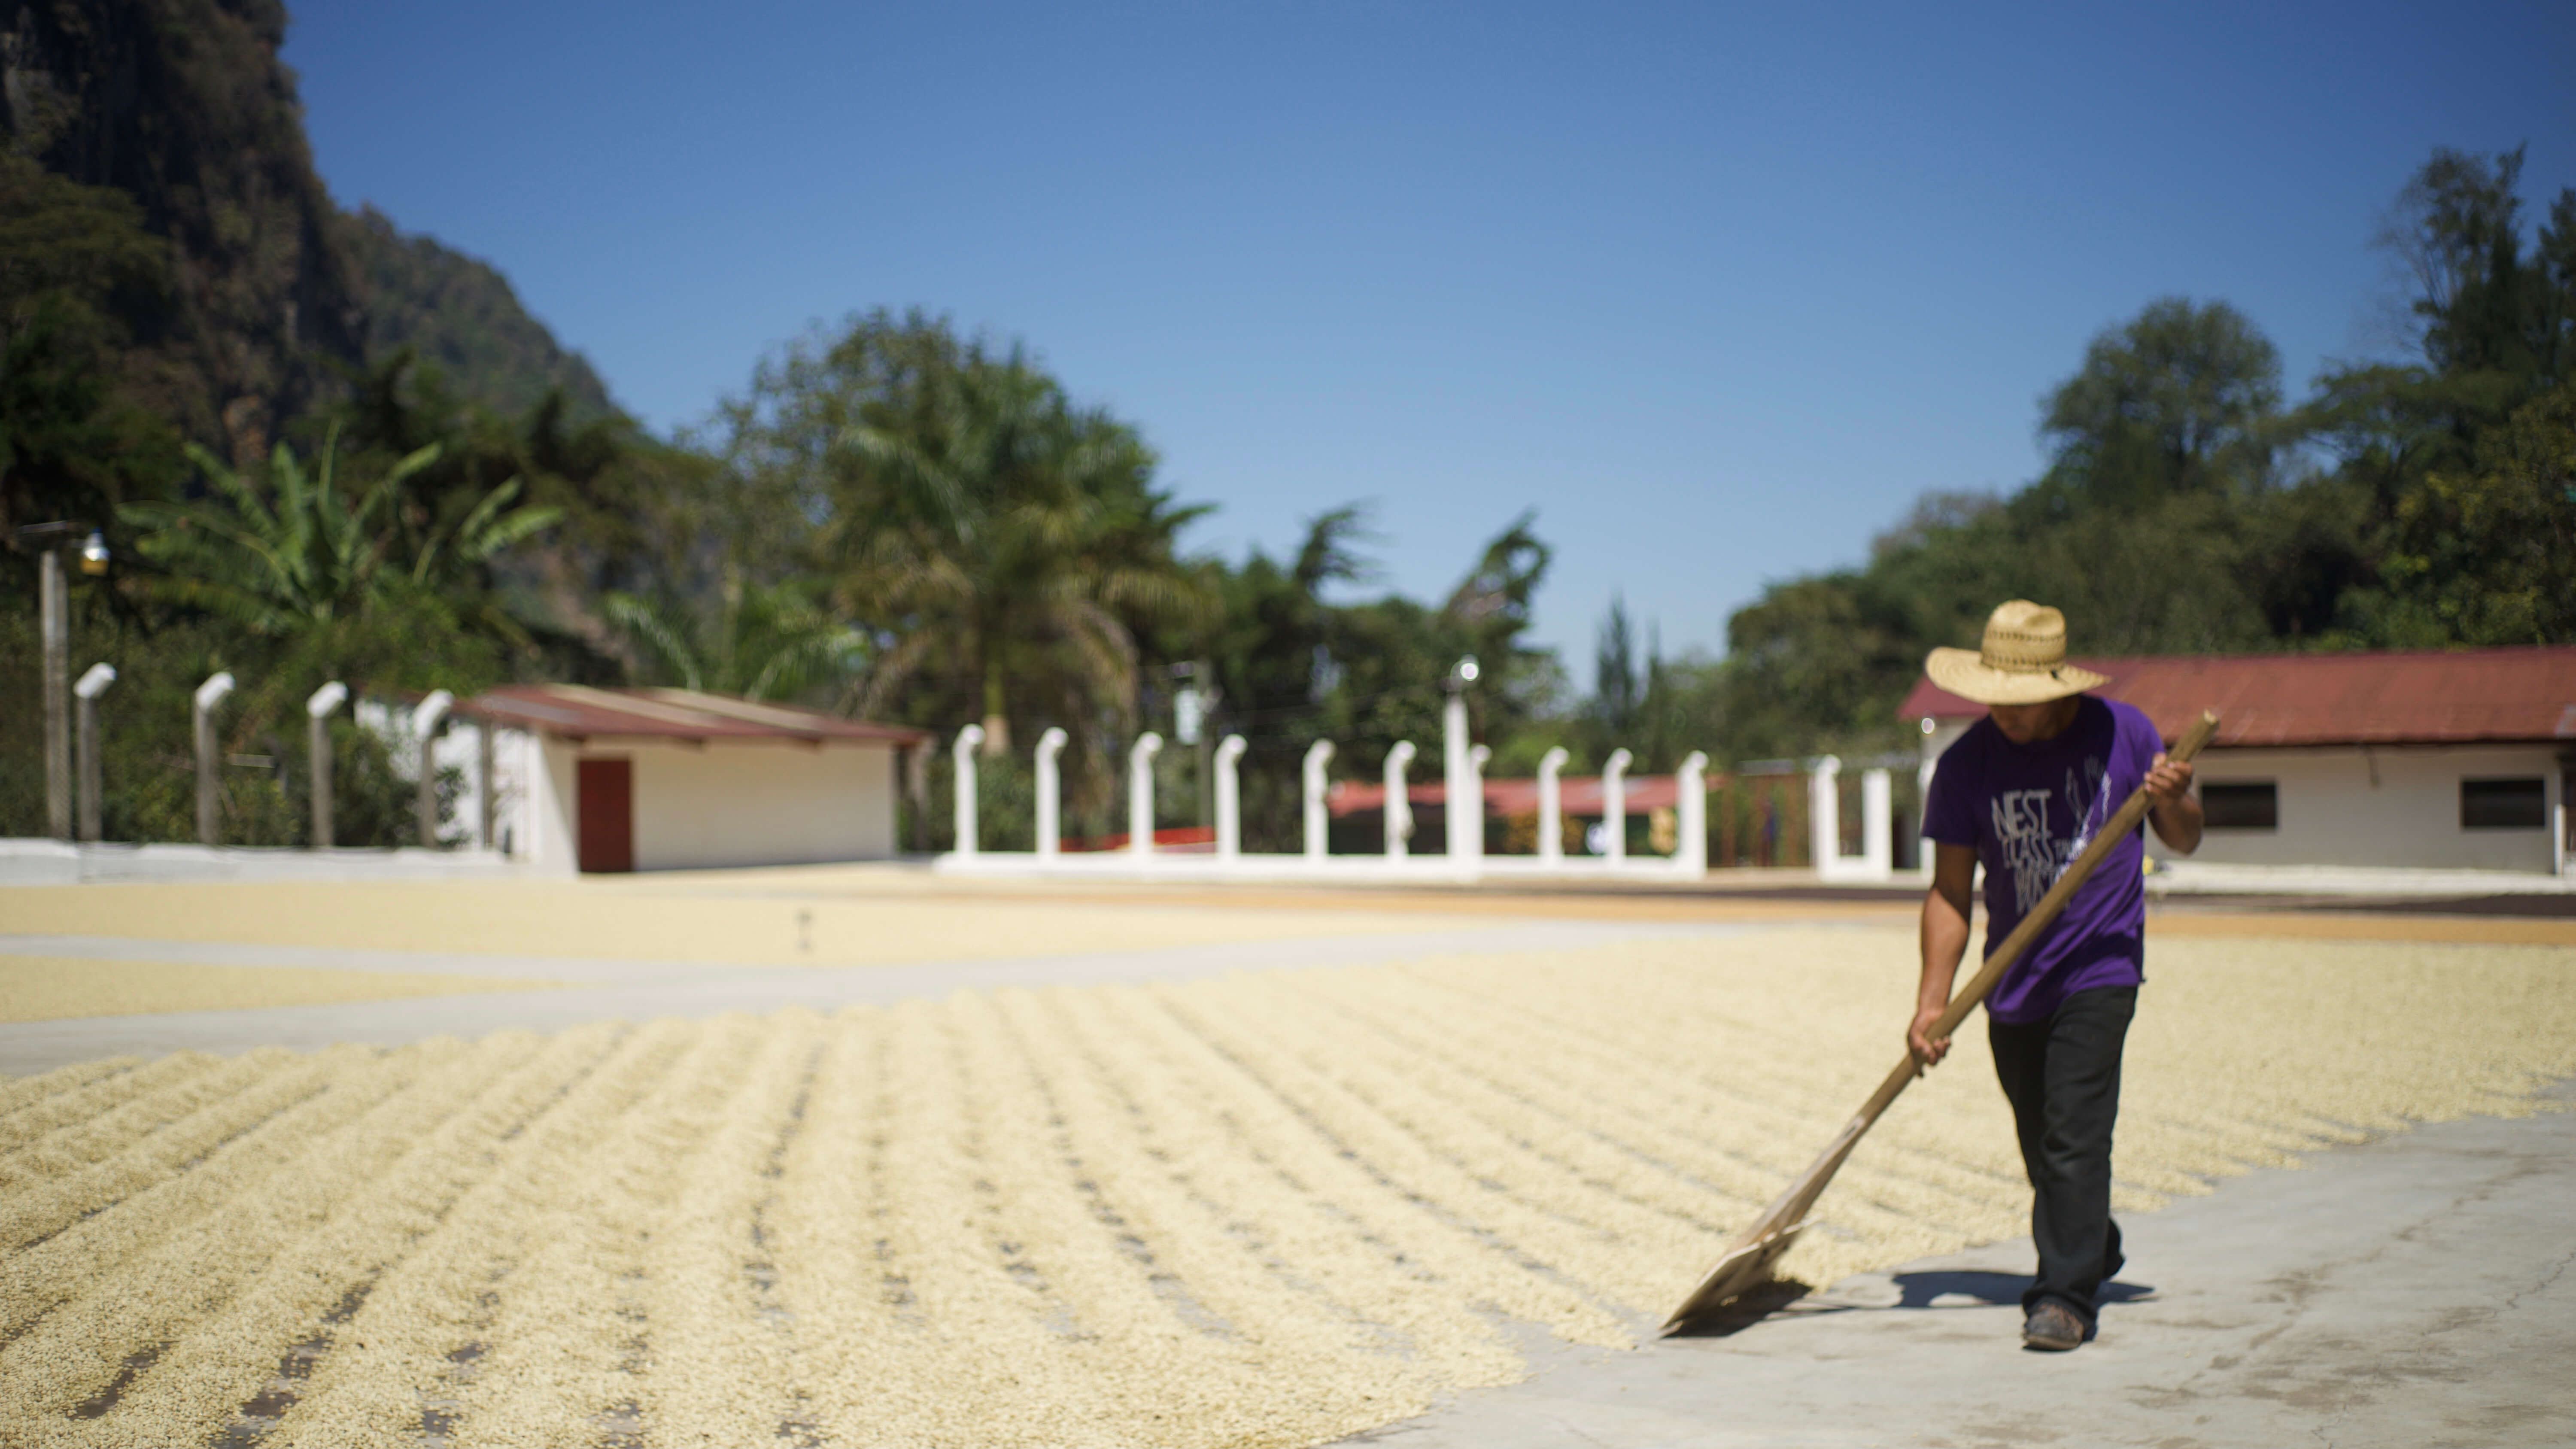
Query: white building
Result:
<box><xmin>1903</xmin><ymin>647</ymin><xmax>2576</xmax><ymax>881</ymax></box>
<box><xmin>465</xmin><ymin>686</ymin><xmax>926</xmax><ymax>875</ymax></box>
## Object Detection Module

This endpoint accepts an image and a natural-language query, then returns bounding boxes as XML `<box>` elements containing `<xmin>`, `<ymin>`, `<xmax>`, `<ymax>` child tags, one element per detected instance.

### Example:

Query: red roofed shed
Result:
<box><xmin>465</xmin><ymin>686</ymin><xmax>927</xmax><ymax>875</ymax></box>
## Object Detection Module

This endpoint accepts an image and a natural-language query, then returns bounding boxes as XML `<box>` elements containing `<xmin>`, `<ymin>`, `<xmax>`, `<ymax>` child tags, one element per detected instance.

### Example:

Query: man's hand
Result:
<box><xmin>2145</xmin><ymin>750</ymin><xmax>2203</xmax><ymax>854</ymax></box>
<box><xmin>1908</xmin><ymin>1004</ymin><xmax>1950</xmax><ymax>1071</ymax></box>
<box><xmin>2144</xmin><ymin>751</ymin><xmax>2194</xmax><ymax>805</ymax></box>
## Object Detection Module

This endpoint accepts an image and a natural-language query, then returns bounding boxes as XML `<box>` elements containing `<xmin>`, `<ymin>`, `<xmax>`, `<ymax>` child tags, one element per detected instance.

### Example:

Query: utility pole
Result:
<box><xmin>20</xmin><ymin>523</ymin><xmax>111</xmax><ymax>841</ymax></box>
<box><xmin>40</xmin><ymin>547</ymin><xmax>68</xmax><ymax>839</ymax></box>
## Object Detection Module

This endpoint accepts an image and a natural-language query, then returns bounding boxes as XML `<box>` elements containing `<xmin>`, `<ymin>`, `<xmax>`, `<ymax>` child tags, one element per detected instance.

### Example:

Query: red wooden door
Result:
<box><xmin>577</xmin><ymin>757</ymin><xmax>634</xmax><ymax>873</ymax></box>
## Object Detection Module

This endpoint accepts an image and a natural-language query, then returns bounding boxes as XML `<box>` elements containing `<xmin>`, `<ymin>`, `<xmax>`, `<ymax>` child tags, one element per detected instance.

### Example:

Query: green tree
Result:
<box><xmin>2367</xmin><ymin>380</ymin><xmax>2576</xmax><ymax>644</ymax></box>
<box><xmin>2028</xmin><ymin>297</ymin><xmax>2284</xmax><ymax>515</ymax></box>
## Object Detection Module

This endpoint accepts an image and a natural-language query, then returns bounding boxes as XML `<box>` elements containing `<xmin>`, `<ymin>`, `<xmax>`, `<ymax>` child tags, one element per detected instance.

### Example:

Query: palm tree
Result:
<box><xmin>605</xmin><ymin>570</ymin><xmax>866</xmax><ymax>702</ymax></box>
<box><xmin>831</xmin><ymin>352</ymin><xmax>1207</xmax><ymax>752</ymax></box>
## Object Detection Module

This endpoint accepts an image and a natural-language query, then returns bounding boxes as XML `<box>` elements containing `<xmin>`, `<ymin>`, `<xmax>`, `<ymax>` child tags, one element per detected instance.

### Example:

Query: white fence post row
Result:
<box><xmin>952</xmin><ymin>723</ymin><xmax>985</xmax><ymax>859</ymax></box>
<box><xmin>193</xmin><ymin>671</ymin><xmax>235</xmax><ymax>846</ymax></box>
<box><xmin>1302</xmin><ymin>740</ymin><xmax>1335</xmax><ymax>861</ymax></box>
<box><xmin>1810</xmin><ymin>754</ymin><xmax>1842</xmax><ymax>878</ymax></box>
<box><xmin>1384</xmin><ymin>741</ymin><xmax>1416</xmax><ymax>858</ymax></box>
<box><xmin>1676</xmin><ymin>750</ymin><xmax>1708</xmax><ymax>875</ymax></box>
<box><xmin>1034</xmin><ymin>726</ymin><xmax>1067</xmax><ymax>860</ymax></box>
<box><xmin>1129</xmin><ymin>733</ymin><xmax>1163</xmax><ymax>861</ymax></box>
<box><xmin>1602</xmin><ymin>748</ymin><xmax>1632</xmax><ymax>865</ymax></box>
<box><xmin>1537</xmin><ymin>746</ymin><xmax>1568</xmax><ymax>864</ymax></box>
<box><xmin>1215</xmin><ymin>734</ymin><xmax>1246</xmax><ymax>860</ymax></box>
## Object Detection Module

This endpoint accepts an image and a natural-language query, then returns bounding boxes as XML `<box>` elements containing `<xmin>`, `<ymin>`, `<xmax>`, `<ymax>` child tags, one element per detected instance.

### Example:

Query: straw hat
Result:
<box><xmin>1924</xmin><ymin>601</ymin><xmax>2109</xmax><ymax>705</ymax></box>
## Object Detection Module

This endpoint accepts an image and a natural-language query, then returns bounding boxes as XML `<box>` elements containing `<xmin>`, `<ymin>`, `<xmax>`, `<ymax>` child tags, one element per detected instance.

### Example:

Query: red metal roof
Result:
<box><xmin>1895</xmin><ymin>647</ymin><xmax>2576</xmax><ymax>747</ymax></box>
<box><xmin>466</xmin><ymin>685</ymin><xmax>929</xmax><ymax>747</ymax></box>
<box><xmin>1327</xmin><ymin>773</ymin><xmax>1718</xmax><ymax>818</ymax></box>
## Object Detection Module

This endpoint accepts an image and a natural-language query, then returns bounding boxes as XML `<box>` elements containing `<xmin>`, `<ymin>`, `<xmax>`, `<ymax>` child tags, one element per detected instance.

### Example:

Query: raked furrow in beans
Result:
<box><xmin>637</xmin><ymin>1011</ymin><xmax>822</xmax><ymax>1449</ymax></box>
<box><xmin>456</xmin><ymin>1014</ymin><xmax>767</xmax><ymax>1447</ymax></box>
<box><xmin>0</xmin><ymin>1056</ymin><xmax>144</xmax><ymax>1120</ymax></box>
<box><xmin>0</xmin><ymin>1055</ymin><xmax>201</xmax><ymax>1164</ymax></box>
<box><xmin>0</xmin><ymin>1048</ymin><xmax>308</xmax><ymax>1237</ymax></box>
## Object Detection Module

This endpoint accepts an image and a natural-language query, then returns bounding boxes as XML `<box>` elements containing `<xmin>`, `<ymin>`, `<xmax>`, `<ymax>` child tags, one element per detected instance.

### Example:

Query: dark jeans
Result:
<box><xmin>1988</xmin><ymin>984</ymin><xmax>2136</xmax><ymax>1327</ymax></box>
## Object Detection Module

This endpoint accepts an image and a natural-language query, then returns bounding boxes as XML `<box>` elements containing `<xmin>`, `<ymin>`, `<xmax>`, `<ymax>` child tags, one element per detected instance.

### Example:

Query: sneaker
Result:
<box><xmin>2023</xmin><ymin>1300</ymin><xmax>2085</xmax><ymax>1352</ymax></box>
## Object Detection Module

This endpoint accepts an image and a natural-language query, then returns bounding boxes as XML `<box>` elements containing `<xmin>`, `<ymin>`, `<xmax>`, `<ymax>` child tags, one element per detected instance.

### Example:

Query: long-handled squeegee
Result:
<box><xmin>1664</xmin><ymin>708</ymin><xmax>2221</xmax><ymax>1331</ymax></box>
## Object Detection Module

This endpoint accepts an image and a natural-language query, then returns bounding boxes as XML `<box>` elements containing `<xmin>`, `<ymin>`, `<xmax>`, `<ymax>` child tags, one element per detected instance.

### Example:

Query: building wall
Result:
<box><xmin>562</xmin><ymin>739</ymin><xmax>902</xmax><ymax>872</ymax></box>
<box><xmin>2157</xmin><ymin>744</ymin><xmax>2564</xmax><ymax>873</ymax></box>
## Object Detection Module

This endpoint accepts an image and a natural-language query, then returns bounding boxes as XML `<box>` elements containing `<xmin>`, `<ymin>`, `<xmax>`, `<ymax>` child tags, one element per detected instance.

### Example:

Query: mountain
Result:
<box><xmin>1</xmin><ymin>0</ymin><xmax>620</xmax><ymax>462</ymax></box>
<box><xmin>341</xmin><ymin>205</ymin><xmax>617</xmax><ymax>421</ymax></box>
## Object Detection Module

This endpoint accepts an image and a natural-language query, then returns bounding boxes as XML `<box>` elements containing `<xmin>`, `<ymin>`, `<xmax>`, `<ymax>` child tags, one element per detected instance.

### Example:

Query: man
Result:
<box><xmin>1908</xmin><ymin>600</ymin><xmax>2202</xmax><ymax>1352</ymax></box>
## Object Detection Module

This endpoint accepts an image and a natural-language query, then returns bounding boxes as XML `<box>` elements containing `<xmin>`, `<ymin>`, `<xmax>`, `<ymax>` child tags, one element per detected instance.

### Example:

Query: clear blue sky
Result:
<box><xmin>283</xmin><ymin>1</ymin><xmax>2574</xmax><ymax>669</ymax></box>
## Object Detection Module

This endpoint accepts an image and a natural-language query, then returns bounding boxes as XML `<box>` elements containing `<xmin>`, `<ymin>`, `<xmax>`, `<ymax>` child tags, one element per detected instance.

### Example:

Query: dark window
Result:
<box><xmin>2199</xmin><ymin>781</ymin><xmax>2277</xmax><ymax>830</ymax></box>
<box><xmin>2461</xmin><ymin>778</ymin><xmax>2546</xmax><ymax>830</ymax></box>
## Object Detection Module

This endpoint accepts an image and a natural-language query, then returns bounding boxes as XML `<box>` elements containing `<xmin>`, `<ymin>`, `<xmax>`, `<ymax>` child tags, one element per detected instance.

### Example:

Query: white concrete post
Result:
<box><xmin>1467</xmin><ymin>743</ymin><xmax>1490</xmax><ymax>865</ymax></box>
<box><xmin>952</xmin><ymin>723</ymin><xmax>985</xmax><ymax>858</ymax></box>
<box><xmin>1917</xmin><ymin>758</ymin><xmax>1939</xmax><ymax>881</ymax></box>
<box><xmin>193</xmin><ymin>671</ymin><xmax>235</xmax><ymax>846</ymax></box>
<box><xmin>1215</xmin><ymin>734</ymin><xmax>1247</xmax><ymax>860</ymax></box>
<box><xmin>74</xmin><ymin>663</ymin><xmax>115</xmax><ymax>844</ymax></box>
<box><xmin>1129</xmin><ymin>732</ymin><xmax>1163</xmax><ymax>860</ymax></box>
<box><xmin>305</xmin><ymin>681</ymin><xmax>346</xmax><ymax>851</ymax></box>
<box><xmin>1302</xmin><ymin>740</ymin><xmax>1335</xmax><ymax>861</ymax></box>
<box><xmin>1033</xmin><ymin>726</ymin><xmax>1067</xmax><ymax>860</ymax></box>
<box><xmin>1602</xmin><ymin>748</ymin><xmax>1632</xmax><ymax>864</ymax></box>
<box><xmin>1537</xmin><ymin>746</ymin><xmax>1569</xmax><ymax>864</ymax></box>
<box><xmin>1384</xmin><ymin>740</ymin><xmax>1417</xmax><ymax>858</ymax></box>
<box><xmin>1676</xmin><ymin>750</ymin><xmax>1709</xmax><ymax>875</ymax></box>
<box><xmin>1861</xmin><ymin>767</ymin><xmax>1893</xmax><ymax>881</ymax></box>
<box><xmin>477</xmin><ymin>720</ymin><xmax>498</xmax><ymax>849</ymax></box>
<box><xmin>1810</xmin><ymin>755</ymin><xmax>1842</xmax><ymax>878</ymax></box>
<box><xmin>414</xmin><ymin>690</ymin><xmax>454</xmax><ymax>849</ymax></box>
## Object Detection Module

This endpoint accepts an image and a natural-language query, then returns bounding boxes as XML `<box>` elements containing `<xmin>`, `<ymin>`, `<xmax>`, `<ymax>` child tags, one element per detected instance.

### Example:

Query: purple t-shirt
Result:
<box><xmin>1922</xmin><ymin>695</ymin><xmax>2161</xmax><ymax>1024</ymax></box>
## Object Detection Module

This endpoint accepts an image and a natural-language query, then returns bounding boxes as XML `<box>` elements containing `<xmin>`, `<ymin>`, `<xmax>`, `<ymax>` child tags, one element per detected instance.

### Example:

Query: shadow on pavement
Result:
<box><xmin>1665</xmin><ymin>1271</ymin><xmax>2154</xmax><ymax>1338</ymax></box>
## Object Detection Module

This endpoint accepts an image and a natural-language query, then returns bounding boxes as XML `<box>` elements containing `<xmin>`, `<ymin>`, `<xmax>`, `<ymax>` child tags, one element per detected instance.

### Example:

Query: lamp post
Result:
<box><xmin>1443</xmin><ymin>655</ymin><xmax>1480</xmax><ymax>863</ymax></box>
<box><xmin>16</xmin><ymin>522</ymin><xmax>108</xmax><ymax>840</ymax></box>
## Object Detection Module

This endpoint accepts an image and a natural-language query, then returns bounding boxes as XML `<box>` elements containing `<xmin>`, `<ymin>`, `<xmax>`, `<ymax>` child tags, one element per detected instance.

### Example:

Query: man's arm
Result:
<box><xmin>1910</xmin><ymin>842</ymin><xmax>1978</xmax><ymax>1069</ymax></box>
<box><xmin>2145</xmin><ymin>751</ymin><xmax>2202</xmax><ymax>854</ymax></box>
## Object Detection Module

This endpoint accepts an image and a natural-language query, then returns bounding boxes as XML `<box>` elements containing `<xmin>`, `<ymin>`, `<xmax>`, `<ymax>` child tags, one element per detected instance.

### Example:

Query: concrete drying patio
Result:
<box><xmin>3</xmin><ymin>874</ymin><xmax>2571</xmax><ymax>1446</ymax></box>
<box><xmin>1349</xmin><ymin>1084</ymin><xmax>2576</xmax><ymax>1449</ymax></box>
